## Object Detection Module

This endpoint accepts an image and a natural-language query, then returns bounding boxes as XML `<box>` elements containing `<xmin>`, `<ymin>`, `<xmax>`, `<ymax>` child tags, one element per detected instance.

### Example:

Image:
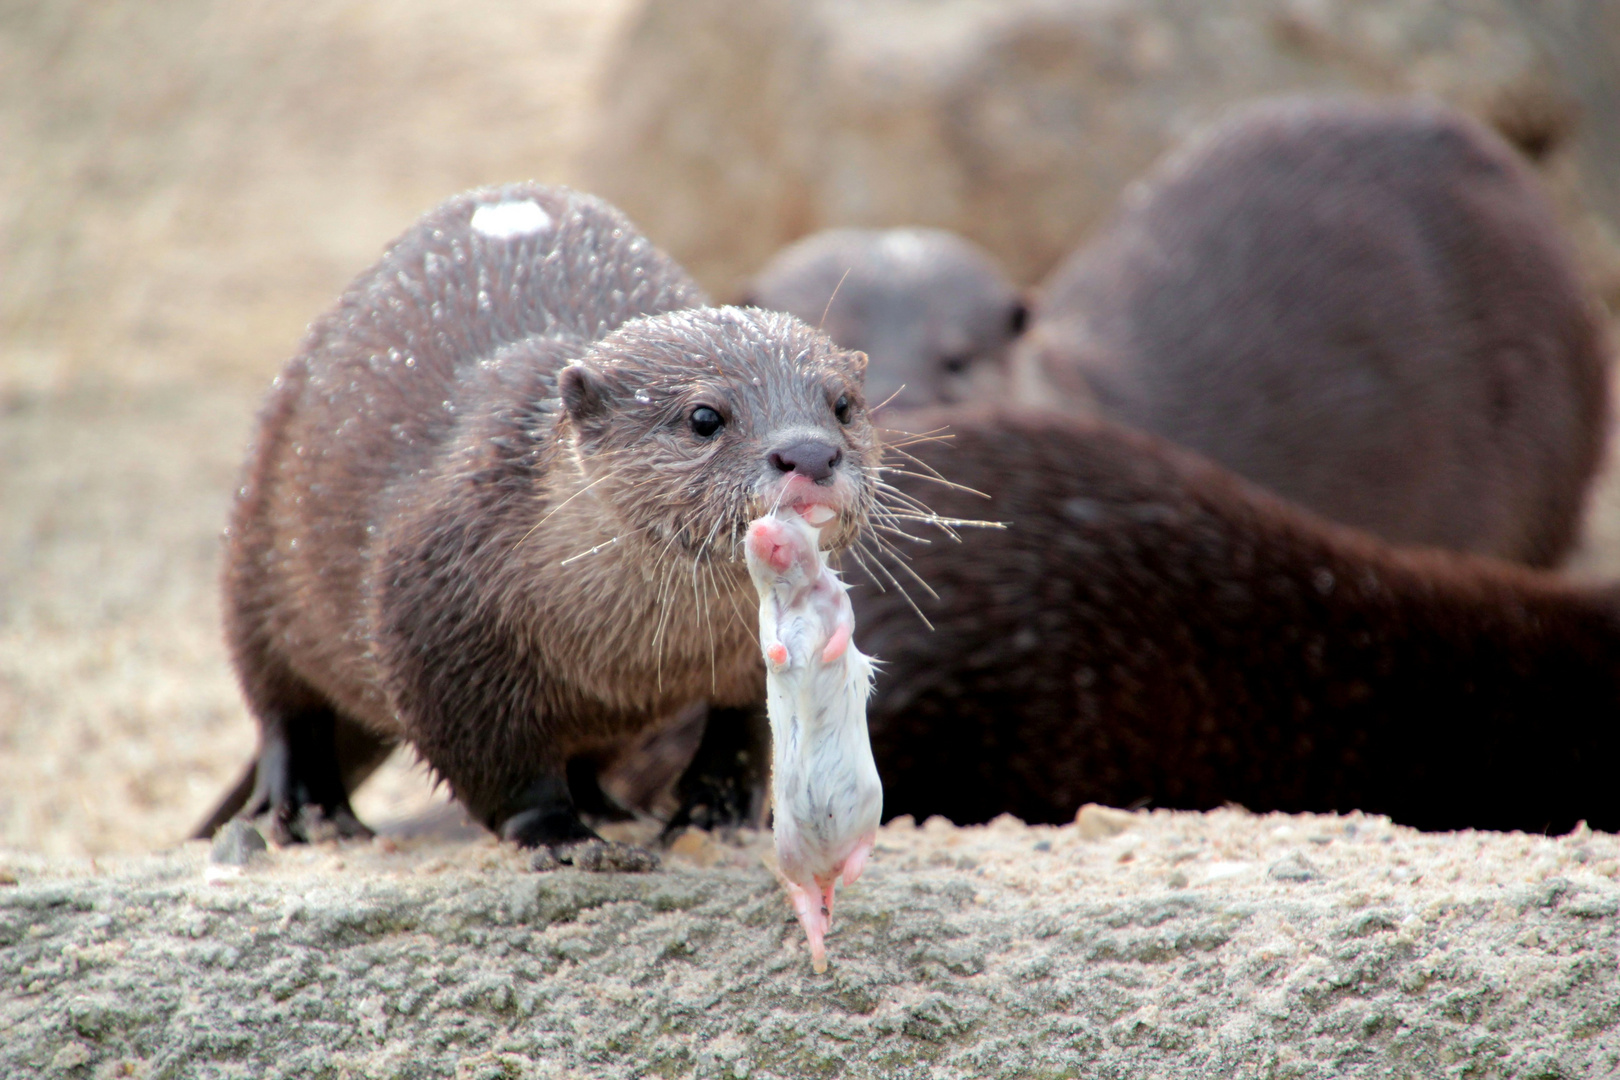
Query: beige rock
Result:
<box><xmin>1074</xmin><ymin>802</ymin><xmax>1137</xmax><ymax>839</ymax></box>
<box><xmin>581</xmin><ymin>0</ymin><xmax>1620</xmax><ymax>304</ymax></box>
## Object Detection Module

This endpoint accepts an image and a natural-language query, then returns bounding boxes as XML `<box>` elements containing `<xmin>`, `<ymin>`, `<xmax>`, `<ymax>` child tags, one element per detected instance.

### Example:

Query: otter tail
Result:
<box><xmin>189</xmin><ymin>759</ymin><xmax>260</xmax><ymax>840</ymax></box>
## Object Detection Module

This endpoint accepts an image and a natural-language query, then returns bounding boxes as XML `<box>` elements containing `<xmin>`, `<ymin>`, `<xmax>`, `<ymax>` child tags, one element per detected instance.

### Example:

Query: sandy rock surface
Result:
<box><xmin>581</xmin><ymin>0</ymin><xmax>1620</xmax><ymax>302</ymax></box>
<box><xmin>5</xmin><ymin>809</ymin><xmax>1620</xmax><ymax>1079</ymax></box>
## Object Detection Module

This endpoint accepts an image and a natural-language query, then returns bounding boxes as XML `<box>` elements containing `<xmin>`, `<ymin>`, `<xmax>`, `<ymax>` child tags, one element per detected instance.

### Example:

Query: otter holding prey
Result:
<box><xmin>198</xmin><ymin>184</ymin><xmax>879</xmax><ymax>864</ymax></box>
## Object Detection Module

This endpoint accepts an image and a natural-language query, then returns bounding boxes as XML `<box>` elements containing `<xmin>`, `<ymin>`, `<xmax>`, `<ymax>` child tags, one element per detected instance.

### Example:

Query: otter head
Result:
<box><xmin>557</xmin><ymin>306</ymin><xmax>876</xmax><ymax>566</ymax></box>
<box><xmin>743</xmin><ymin>228</ymin><xmax>1026</xmax><ymax>412</ymax></box>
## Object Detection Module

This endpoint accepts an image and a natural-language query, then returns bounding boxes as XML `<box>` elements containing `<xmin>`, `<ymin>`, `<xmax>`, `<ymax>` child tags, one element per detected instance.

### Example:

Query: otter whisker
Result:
<box><xmin>649</xmin><ymin>548</ymin><xmax>687</xmax><ymax>694</ymax></box>
<box><xmin>874</xmin><ymin>423</ymin><xmax>956</xmax><ymax>446</ymax></box>
<box><xmin>844</xmin><ymin>543</ymin><xmax>883</xmax><ymax>591</ymax></box>
<box><xmin>871</xmin><ymin>484</ymin><xmax>960</xmax><ymax>522</ymax></box>
<box><xmin>870</xmin><ymin>383</ymin><xmax>909</xmax><ymax>412</ymax></box>
<box><xmin>692</xmin><ymin>515</ymin><xmax>732</xmax><ymax>690</ymax></box>
<box><xmin>818</xmin><ymin>266</ymin><xmax>853</xmax><ymax>332</ymax></box>
<box><xmin>853</xmin><ymin>537</ymin><xmax>934</xmax><ymax>629</ymax></box>
<box><xmin>865</xmin><ymin>532</ymin><xmax>942</xmax><ymax>603</ymax></box>
<box><xmin>871</xmin><ymin>506</ymin><xmax>1006</xmax><ymax>536</ymax></box>
<box><xmin>867</xmin><ymin>522</ymin><xmax>937</xmax><ymax>546</ymax></box>
<box><xmin>880</xmin><ymin>451</ymin><xmax>993</xmax><ymax>499</ymax></box>
<box><xmin>692</xmin><ymin>557</ymin><xmax>718</xmax><ymax>692</ymax></box>
<box><xmin>873</xmin><ymin>433</ymin><xmax>958</xmax><ymax>452</ymax></box>
<box><xmin>559</xmin><ymin>535</ymin><xmax>622</xmax><ymax>566</ymax></box>
<box><xmin>871</xmin><ymin>480</ymin><xmax>1004</xmax><ymax>535</ymax></box>
<box><xmin>514</xmin><ymin>468</ymin><xmax>623</xmax><ymax>550</ymax></box>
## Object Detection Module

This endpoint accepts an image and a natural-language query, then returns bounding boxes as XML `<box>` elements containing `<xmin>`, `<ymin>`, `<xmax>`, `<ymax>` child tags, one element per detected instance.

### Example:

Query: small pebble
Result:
<box><xmin>1075</xmin><ymin>803</ymin><xmax>1137</xmax><ymax>839</ymax></box>
<box><xmin>209</xmin><ymin>821</ymin><xmax>268</xmax><ymax>867</ymax></box>
<box><xmin>1268</xmin><ymin>851</ymin><xmax>1322</xmax><ymax>882</ymax></box>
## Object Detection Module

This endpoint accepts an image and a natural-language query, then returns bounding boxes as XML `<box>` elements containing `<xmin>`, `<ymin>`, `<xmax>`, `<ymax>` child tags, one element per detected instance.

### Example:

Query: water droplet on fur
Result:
<box><xmin>634</xmin><ymin>389</ymin><xmax>652</xmax><ymax>404</ymax></box>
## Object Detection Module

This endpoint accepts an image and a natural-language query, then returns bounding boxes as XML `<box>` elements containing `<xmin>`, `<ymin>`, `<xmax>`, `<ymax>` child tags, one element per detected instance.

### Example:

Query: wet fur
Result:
<box><xmin>212</xmin><ymin>184</ymin><xmax>877</xmax><ymax>847</ymax></box>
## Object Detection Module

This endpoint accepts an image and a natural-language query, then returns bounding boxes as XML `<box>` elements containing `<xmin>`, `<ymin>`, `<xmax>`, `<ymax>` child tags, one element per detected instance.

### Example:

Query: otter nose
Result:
<box><xmin>769</xmin><ymin>439</ymin><xmax>842</xmax><ymax>483</ymax></box>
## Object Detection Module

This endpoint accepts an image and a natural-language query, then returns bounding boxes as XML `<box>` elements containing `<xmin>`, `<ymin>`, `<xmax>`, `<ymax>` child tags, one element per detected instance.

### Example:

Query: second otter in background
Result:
<box><xmin>857</xmin><ymin>407</ymin><xmax>1620</xmax><ymax>836</ymax></box>
<box><xmin>743</xmin><ymin>228</ymin><xmax>1026</xmax><ymax>411</ymax></box>
<box><xmin>1016</xmin><ymin>97</ymin><xmax>1610</xmax><ymax>566</ymax></box>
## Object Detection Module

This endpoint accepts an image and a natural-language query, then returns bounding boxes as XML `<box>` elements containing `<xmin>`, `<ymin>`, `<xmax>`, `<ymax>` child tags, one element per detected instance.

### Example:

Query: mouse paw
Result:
<box><xmin>841</xmin><ymin>834</ymin><xmax>875</xmax><ymax>885</ymax></box>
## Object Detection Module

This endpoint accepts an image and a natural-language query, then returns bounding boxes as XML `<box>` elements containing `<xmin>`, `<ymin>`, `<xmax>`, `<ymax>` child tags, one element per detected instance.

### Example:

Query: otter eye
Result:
<box><xmin>690</xmin><ymin>406</ymin><xmax>724</xmax><ymax>438</ymax></box>
<box><xmin>834</xmin><ymin>394</ymin><xmax>852</xmax><ymax>425</ymax></box>
<box><xmin>941</xmin><ymin>356</ymin><xmax>969</xmax><ymax>375</ymax></box>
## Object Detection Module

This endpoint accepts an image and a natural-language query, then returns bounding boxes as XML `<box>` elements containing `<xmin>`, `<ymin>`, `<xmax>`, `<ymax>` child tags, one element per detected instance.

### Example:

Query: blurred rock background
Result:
<box><xmin>583</xmin><ymin>0</ymin><xmax>1620</xmax><ymax>303</ymax></box>
<box><xmin>3</xmin><ymin>0</ymin><xmax>1619</xmax><ymax>858</ymax></box>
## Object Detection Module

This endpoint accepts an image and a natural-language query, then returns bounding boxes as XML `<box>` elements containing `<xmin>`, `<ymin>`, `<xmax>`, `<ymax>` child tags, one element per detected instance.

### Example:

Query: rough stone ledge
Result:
<box><xmin>4</xmin><ymin>808</ymin><xmax>1619</xmax><ymax>1079</ymax></box>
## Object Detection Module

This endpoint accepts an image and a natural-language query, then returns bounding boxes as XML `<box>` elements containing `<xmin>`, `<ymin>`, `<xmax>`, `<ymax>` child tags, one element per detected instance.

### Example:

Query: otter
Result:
<box><xmin>197</xmin><ymin>184</ymin><xmax>879</xmax><ymax>862</ymax></box>
<box><xmin>743</xmin><ymin>228</ymin><xmax>1026</xmax><ymax>411</ymax></box>
<box><xmin>1015</xmin><ymin>97</ymin><xmax>1610</xmax><ymax>566</ymax></box>
<box><xmin>855</xmin><ymin>408</ymin><xmax>1620</xmax><ymax>836</ymax></box>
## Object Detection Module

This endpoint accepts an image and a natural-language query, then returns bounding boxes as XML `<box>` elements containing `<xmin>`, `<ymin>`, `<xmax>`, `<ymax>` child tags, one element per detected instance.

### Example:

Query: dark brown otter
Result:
<box><xmin>855</xmin><ymin>408</ymin><xmax>1620</xmax><ymax>835</ymax></box>
<box><xmin>1015</xmin><ymin>97</ymin><xmax>1610</xmax><ymax>567</ymax></box>
<box><xmin>743</xmin><ymin>228</ymin><xmax>1026</xmax><ymax>411</ymax></box>
<box><xmin>197</xmin><ymin>184</ymin><xmax>878</xmax><ymax>860</ymax></box>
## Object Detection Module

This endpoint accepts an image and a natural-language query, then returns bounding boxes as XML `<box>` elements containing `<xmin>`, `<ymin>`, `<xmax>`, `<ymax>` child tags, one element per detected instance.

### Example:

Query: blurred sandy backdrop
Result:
<box><xmin>0</xmin><ymin>0</ymin><xmax>634</xmax><ymax>856</ymax></box>
<box><xmin>4</xmin><ymin>0</ymin><xmax>1619</xmax><ymax>859</ymax></box>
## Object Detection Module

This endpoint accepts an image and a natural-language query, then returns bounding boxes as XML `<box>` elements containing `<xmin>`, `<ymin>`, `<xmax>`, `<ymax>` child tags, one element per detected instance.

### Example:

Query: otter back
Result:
<box><xmin>1016</xmin><ymin>97</ymin><xmax>1610</xmax><ymax>566</ymax></box>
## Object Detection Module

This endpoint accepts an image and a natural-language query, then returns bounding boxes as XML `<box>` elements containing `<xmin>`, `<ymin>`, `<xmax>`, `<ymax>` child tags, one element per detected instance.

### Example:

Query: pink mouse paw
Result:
<box><xmin>821</xmin><ymin>620</ymin><xmax>853</xmax><ymax>664</ymax></box>
<box><xmin>841</xmin><ymin>834</ymin><xmax>875</xmax><ymax>886</ymax></box>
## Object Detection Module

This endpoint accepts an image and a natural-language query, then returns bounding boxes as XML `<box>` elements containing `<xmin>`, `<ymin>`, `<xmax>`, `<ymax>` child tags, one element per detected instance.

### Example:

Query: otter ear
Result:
<box><xmin>846</xmin><ymin>350</ymin><xmax>869</xmax><ymax>386</ymax></box>
<box><xmin>559</xmin><ymin>362</ymin><xmax>611</xmax><ymax>423</ymax></box>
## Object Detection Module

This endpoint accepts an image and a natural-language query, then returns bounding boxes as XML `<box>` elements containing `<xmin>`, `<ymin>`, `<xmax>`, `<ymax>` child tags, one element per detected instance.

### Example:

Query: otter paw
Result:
<box><xmin>531</xmin><ymin>839</ymin><xmax>660</xmax><ymax>873</ymax></box>
<box><xmin>268</xmin><ymin>803</ymin><xmax>375</xmax><ymax>846</ymax></box>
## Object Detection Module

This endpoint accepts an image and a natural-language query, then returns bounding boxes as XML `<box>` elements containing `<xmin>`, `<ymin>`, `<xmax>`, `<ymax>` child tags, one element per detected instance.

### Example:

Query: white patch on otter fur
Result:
<box><xmin>470</xmin><ymin>200</ymin><xmax>553</xmax><ymax>240</ymax></box>
<box><xmin>746</xmin><ymin>511</ymin><xmax>882</xmax><ymax>974</ymax></box>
